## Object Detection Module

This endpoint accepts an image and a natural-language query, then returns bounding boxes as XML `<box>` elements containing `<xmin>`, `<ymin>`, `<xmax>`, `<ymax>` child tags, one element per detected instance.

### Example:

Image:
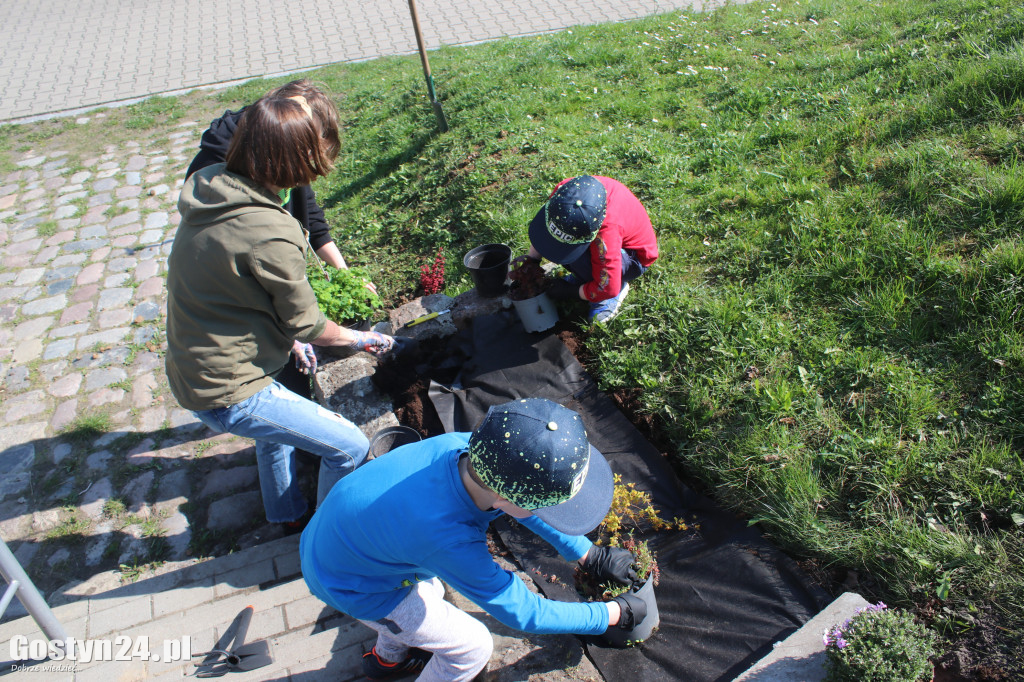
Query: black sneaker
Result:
<box><xmin>362</xmin><ymin>646</ymin><xmax>432</xmax><ymax>680</ymax></box>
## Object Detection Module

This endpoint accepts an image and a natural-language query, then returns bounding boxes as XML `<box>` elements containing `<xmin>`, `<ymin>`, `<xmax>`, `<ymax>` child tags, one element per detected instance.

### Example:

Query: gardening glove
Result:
<box><xmin>292</xmin><ymin>341</ymin><xmax>318</xmax><ymax>375</ymax></box>
<box><xmin>609</xmin><ymin>593</ymin><xmax>647</xmax><ymax>631</ymax></box>
<box><xmin>581</xmin><ymin>545</ymin><xmax>638</xmax><ymax>586</ymax></box>
<box><xmin>546</xmin><ymin>278</ymin><xmax>581</xmax><ymax>301</ymax></box>
<box><xmin>347</xmin><ymin>330</ymin><xmax>394</xmax><ymax>356</ymax></box>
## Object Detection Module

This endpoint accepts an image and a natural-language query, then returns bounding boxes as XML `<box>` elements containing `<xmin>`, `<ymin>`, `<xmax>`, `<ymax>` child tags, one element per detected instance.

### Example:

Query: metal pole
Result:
<box><xmin>407</xmin><ymin>0</ymin><xmax>449</xmax><ymax>132</ymax></box>
<box><xmin>0</xmin><ymin>538</ymin><xmax>68</xmax><ymax>642</ymax></box>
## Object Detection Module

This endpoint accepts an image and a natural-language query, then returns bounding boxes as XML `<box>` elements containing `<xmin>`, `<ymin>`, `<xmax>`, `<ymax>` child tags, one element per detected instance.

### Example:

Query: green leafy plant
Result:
<box><xmin>308</xmin><ymin>265</ymin><xmax>381</xmax><ymax>325</ymax></box>
<box><xmin>824</xmin><ymin>603</ymin><xmax>936</xmax><ymax>682</ymax></box>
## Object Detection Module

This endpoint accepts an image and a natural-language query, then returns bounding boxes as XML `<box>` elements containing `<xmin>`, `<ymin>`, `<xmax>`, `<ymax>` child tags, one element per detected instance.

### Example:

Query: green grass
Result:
<box><xmin>63</xmin><ymin>413</ymin><xmax>113</xmax><ymax>443</ymax></box>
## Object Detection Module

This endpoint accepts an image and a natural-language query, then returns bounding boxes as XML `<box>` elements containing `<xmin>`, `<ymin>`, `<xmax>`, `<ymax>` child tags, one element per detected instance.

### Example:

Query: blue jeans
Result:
<box><xmin>193</xmin><ymin>381</ymin><xmax>369</xmax><ymax>523</ymax></box>
<box><xmin>566</xmin><ymin>248</ymin><xmax>648</xmax><ymax>286</ymax></box>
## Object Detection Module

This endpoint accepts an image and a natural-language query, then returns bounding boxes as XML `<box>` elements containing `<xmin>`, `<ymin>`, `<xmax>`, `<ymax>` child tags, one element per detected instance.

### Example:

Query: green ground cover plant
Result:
<box><xmin>215</xmin><ymin>0</ymin><xmax>1022</xmax><ymax>674</ymax></box>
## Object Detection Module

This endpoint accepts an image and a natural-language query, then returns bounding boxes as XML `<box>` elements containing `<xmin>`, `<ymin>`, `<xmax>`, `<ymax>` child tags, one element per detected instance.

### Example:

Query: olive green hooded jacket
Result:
<box><xmin>165</xmin><ymin>164</ymin><xmax>327</xmax><ymax>411</ymax></box>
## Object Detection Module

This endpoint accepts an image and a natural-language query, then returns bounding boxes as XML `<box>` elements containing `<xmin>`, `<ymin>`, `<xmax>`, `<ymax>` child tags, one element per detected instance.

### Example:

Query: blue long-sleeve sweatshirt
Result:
<box><xmin>299</xmin><ymin>432</ymin><xmax>610</xmax><ymax>635</ymax></box>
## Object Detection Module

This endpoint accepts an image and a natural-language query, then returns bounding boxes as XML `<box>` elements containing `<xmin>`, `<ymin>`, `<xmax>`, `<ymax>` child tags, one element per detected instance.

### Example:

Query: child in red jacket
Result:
<box><xmin>525</xmin><ymin>175</ymin><xmax>658</xmax><ymax>322</ymax></box>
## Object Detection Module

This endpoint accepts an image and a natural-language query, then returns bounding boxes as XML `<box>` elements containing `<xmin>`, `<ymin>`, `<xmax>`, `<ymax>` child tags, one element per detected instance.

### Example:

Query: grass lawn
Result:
<box><xmin>3</xmin><ymin>0</ymin><xmax>1021</xmax><ymax>677</ymax></box>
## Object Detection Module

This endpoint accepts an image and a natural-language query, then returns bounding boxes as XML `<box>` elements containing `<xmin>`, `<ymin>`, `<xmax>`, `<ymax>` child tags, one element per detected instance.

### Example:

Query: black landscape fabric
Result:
<box><xmin>427</xmin><ymin>311</ymin><xmax>829</xmax><ymax>681</ymax></box>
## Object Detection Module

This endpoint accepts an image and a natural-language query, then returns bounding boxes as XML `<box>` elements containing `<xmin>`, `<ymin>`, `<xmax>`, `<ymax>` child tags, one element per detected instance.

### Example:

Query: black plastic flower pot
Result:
<box><xmin>600</xmin><ymin>577</ymin><xmax>660</xmax><ymax>648</ymax></box>
<box><xmin>463</xmin><ymin>244</ymin><xmax>511</xmax><ymax>297</ymax></box>
<box><xmin>368</xmin><ymin>425</ymin><xmax>422</xmax><ymax>458</ymax></box>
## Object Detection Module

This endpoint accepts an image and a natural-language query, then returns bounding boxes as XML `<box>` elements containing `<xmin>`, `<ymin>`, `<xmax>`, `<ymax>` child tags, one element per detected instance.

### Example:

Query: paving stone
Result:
<box><xmin>31</xmin><ymin>508</ymin><xmax>63</xmax><ymax>534</ymax></box>
<box><xmin>116</xmin><ymin>185</ymin><xmax>143</xmax><ymax>199</ymax></box>
<box><xmin>135</xmin><ymin>277</ymin><xmax>164</xmax><ymax>300</ymax></box>
<box><xmin>122</xmin><ymin>470</ymin><xmax>156</xmax><ymax>513</ymax></box>
<box><xmin>126</xmin><ymin>437</ymin><xmax>159</xmax><ymax>466</ymax></box>
<box><xmin>49</xmin><ymin>442</ymin><xmax>71</xmax><ymax>465</ymax></box>
<box><xmin>133</xmin><ymin>300</ymin><xmax>161</xmax><ymax>322</ymax></box>
<box><xmin>53</xmin><ymin>322</ymin><xmax>90</xmax><ymax>338</ymax></box>
<box><xmin>0</xmin><ymin>285</ymin><xmax>29</xmax><ymax>302</ymax></box>
<box><xmin>48</xmin><ymin>547</ymin><xmax>72</xmax><ymax>568</ymax></box>
<box><xmin>44</xmin><ymin>335</ymin><xmax>78</xmax><ymax>361</ymax></box>
<box><xmin>14</xmin><ymin>267</ymin><xmax>45</xmax><ymax>285</ymax></box>
<box><xmin>89</xmin><ymin>386</ymin><xmax>126</xmax><ymax>407</ymax></box>
<box><xmin>46</xmin><ymin>278</ymin><xmax>74</xmax><ymax>295</ymax></box>
<box><xmin>85</xmin><ymin>449</ymin><xmax>114</xmax><ymax>471</ymax></box>
<box><xmin>108</xmin><ymin>256</ymin><xmax>137</xmax><ymax>273</ymax></box>
<box><xmin>0</xmin><ymin>303</ymin><xmax>17</xmax><ymax>323</ymax></box>
<box><xmin>85</xmin><ymin>531</ymin><xmax>115</xmax><ymax>567</ymax></box>
<box><xmin>3</xmin><ymin>365</ymin><xmax>31</xmax><ymax>392</ymax></box>
<box><xmin>131</xmin><ymin>372</ymin><xmax>159</xmax><ymax>409</ymax></box>
<box><xmin>80</xmin><ymin>476</ymin><xmax>113</xmax><ymax>521</ymax></box>
<box><xmin>98</xmin><ymin>287</ymin><xmax>133</xmax><ymax>309</ymax></box>
<box><xmin>33</xmin><ymin>244</ymin><xmax>61</xmax><ymax>264</ymax></box>
<box><xmin>22</xmin><ymin>284</ymin><xmax>43</xmax><ymax>302</ymax></box>
<box><xmin>70</xmin><ymin>171</ymin><xmax>92</xmax><ymax>184</ymax></box>
<box><xmin>47</xmin><ymin>227</ymin><xmax>77</xmax><ymax>242</ymax></box>
<box><xmin>138</xmin><ymin>405</ymin><xmax>168</xmax><ymax>432</ymax></box>
<box><xmin>53</xmin><ymin>205</ymin><xmax>79</xmax><ymax>219</ymax></box>
<box><xmin>13</xmin><ymin>315</ymin><xmax>53</xmax><ymax>340</ymax></box>
<box><xmin>199</xmin><ymin>465</ymin><xmax>259</xmax><ymax>499</ymax></box>
<box><xmin>21</xmin><ymin>293</ymin><xmax>66</xmax><ymax>316</ymax></box>
<box><xmin>4</xmin><ymin>390</ymin><xmax>47</xmax><ymax>422</ymax></box>
<box><xmin>38</xmin><ymin>359</ymin><xmax>69</xmax><ymax>382</ymax></box>
<box><xmin>12</xmin><ymin>338</ymin><xmax>43</xmax><ymax>364</ymax></box>
<box><xmin>93</xmin><ymin>177</ymin><xmax>118</xmax><ymax>192</ymax></box>
<box><xmin>134</xmin><ymin>258</ymin><xmax>160</xmax><ymax>281</ymax></box>
<box><xmin>50</xmin><ymin>397</ymin><xmax>79</xmax><ymax>432</ymax></box>
<box><xmin>59</xmin><ymin>301</ymin><xmax>93</xmax><ymax>324</ymax></box>
<box><xmin>64</xmin><ymin>238</ymin><xmax>108</xmax><ymax>253</ymax></box>
<box><xmin>16</xmin><ymin>156</ymin><xmax>45</xmax><ymax>168</ymax></box>
<box><xmin>125</xmin><ymin>171</ymin><xmax>142</xmax><ymax>185</ymax></box>
<box><xmin>112</xmin><ymin>234</ymin><xmax>137</xmax><ymax>248</ymax></box>
<box><xmin>8</xmin><ymin>236</ymin><xmax>43</xmax><ymax>255</ymax></box>
<box><xmin>125</xmin><ymin>155</ymin><xmax>148</xmax><ymax>171</ymax></box>
<box><xmin>76</xmin><ymin>262</ymin><xmax>105</xmax><ymax>285</ymax></box>
<box><xmin>206</xmin><ymin>491</ymin><xmax>263</xmax><ymax>531</ymax></box>
<box><xmin>51</xmin><ymin>253</ymin><xmax>87</xmax><ymax>268</ymax></box>
<box><xmin>99</xmin><ymin>307</ymin><xmax>132</xmax><ymax>328</ymax></box>
<box><xmin>85</xmin><ymin>366</ymin><xmax>128</xmax><ymax>391</ymax></box>
<box><xmin>80</xmin><ymin>224</ymin><xmax>108</xmax><ymax>239</ymax></box>
<box><xmin>168</xmin><ymin>408</ymin><xmax>204</xmax><ymax>433</ymax></box>
<box><xmin>104</xmin><ymin>272</ymin><xmax>130</xmax><ymax>287</ymax></box>
<box><xmin>90</xmin><ymin>246</ymin><xmax>112</xmax><ymax>262</ymax></box>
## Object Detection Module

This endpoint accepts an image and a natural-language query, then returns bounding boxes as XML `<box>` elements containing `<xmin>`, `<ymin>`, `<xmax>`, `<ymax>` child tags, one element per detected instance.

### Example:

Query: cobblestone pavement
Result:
<box><xmin>0</xmin><ymin>111</ymin><xmax>301</xmax><ymax>621</ymax></box>
<box><xmin>0</xmin><ymin>0</ymin><xmax>726</xmax><ymax>122</ymax></box>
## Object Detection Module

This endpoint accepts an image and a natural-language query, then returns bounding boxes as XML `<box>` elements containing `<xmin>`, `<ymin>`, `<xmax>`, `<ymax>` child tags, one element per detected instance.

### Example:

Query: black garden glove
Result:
<box><xmin>545</xmin><ymin>278</ymin><xmax>580</xmax><ymax>301</ymax></box>
<box><xmin>609</xmin><ymin>592</ymin><xmax>647</xmax><ymax>631</ymax></box>
<box><xmin>581</xmin><ymin>545</ymin><xmax>638</xmax><ymax>586</ymax></box>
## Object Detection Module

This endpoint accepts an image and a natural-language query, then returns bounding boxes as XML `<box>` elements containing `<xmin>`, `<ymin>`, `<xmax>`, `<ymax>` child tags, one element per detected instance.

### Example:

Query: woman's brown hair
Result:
<box><xmin>267</xmin><ymin>79</ymin><xmax>341</xmax><ymax>160</ymax></box>
<box><xmin>225</xmin><ymin>95</ymin><xmax>338</xmax><ymax>189</ymax></box>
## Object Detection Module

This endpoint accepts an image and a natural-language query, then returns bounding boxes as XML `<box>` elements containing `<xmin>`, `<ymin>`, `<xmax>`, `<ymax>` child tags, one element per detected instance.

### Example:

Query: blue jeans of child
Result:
<box><xmin>566</xmin><ymin>248</ymin><xmax>648</xmax><ymax>286</ymax></box>
<box><xmin>193</xmin><ymin>381</ymin><xmax>369</xmax><ymax>523</ymax></box>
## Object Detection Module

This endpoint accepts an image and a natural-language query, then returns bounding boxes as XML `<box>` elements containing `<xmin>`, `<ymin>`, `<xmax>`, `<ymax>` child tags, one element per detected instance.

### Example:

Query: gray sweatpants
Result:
<box><xmin>360</xmin><ymin>578</ymin><xmax>493</xmax><ymax>681</ymax></box>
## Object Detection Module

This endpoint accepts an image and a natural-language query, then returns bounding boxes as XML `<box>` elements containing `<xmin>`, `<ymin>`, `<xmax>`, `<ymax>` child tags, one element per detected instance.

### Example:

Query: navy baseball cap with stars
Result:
<box><xmin>528</xmin><ymin>175</ymin><xmax>608</xmax><ymax>265</ymax></box>
<box><xmin>468</xmin><ymin>398</ymin><xmax>613</xmax><ymax>536</ymax></box>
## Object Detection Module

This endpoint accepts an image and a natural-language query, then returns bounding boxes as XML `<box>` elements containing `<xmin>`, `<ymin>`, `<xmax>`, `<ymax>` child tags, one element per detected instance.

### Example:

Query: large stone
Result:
<box><xmin>199</xmin><ymin>465</ymin><xmax>258</xmax><ymax>499</ymax></box>
<box><xmin>313</xmin><ymin>353</ymin><xmax>398</xmax><ymax>441</ymax></box>
<box><xmin>121</xmin><ymin>470</ymin><xmax>155</xmax><ymax>514</ymax></box>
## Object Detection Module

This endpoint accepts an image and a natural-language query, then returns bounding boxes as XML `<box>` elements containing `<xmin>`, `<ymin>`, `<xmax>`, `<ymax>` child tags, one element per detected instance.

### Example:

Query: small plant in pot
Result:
<box><xmin>574</xmin><ymin>475</ymin><xmax>689</xmax><ymax>647</ymax></box>
<box><xmin>823</xmin><ymin>602</ymin><xmax>936</xmax><ymax>682</ymax></box>
<box><xmin>308</xmin><ymin>265</ymin><xmax>381</xmax><ymax>327</ymax></box>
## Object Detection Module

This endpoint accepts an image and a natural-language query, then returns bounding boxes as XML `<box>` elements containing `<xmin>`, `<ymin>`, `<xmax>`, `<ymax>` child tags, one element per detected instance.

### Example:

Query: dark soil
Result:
<box><xmin>509</xmin><ymin>260</ymin><xmax>550</xmax><ymax>301</ymax></box>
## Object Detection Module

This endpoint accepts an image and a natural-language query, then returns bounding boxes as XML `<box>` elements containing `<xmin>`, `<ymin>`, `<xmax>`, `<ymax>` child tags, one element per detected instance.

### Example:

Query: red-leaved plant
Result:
<box><xmin>420</xmin><ymin>248</ymin><xmax>445</xmax><ymax>295</ymax></box>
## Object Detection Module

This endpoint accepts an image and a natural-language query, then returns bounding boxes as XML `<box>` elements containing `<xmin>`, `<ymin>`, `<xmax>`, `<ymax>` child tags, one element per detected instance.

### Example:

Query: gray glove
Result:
<box><xmin>609</xmin><ymin>592</ymin><xmax>647</xmax><ymax>631</ymax></box>
<box><xmin>581</xmin><ymin>545</ymin><xmax>638</xmax><ymax>586</ymax></box>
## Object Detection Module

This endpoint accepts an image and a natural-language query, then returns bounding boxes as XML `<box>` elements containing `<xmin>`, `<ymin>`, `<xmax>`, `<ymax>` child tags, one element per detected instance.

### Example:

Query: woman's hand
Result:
<box><xmin>292</xmin><ymin>340</ymin><xmax>318</xmax><ymax>375</ymax></box>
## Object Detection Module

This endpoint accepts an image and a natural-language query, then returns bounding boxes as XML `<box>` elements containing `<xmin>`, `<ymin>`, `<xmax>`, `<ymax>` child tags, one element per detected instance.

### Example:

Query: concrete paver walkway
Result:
<box><xmin>0</xmin><ymin>0</ymin><xmax>720</xmax><ymax>122</ymax></box>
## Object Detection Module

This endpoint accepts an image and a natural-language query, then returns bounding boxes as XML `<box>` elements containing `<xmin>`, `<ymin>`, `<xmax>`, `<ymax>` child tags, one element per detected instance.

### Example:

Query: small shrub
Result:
<box><xmin>308</xmin><ymin>265</ymin><xmax>381</xmax><ymax>324</ymax></box>
<box><xmin>824</xmin><ymin>603</ymin><xmax>936</xmax><ymax>682</ymax></box>
<box><xmin>420</xmin><ymin>248</ymin><xmax>446</xmax><ymax>295</ymax></box>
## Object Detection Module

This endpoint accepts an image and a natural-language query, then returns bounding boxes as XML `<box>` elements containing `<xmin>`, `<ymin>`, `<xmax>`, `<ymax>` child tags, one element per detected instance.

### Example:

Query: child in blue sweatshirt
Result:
<box><xmin>300</xmin><ymin>398</ymin><xmax>647</xmax><ymax>681</ymax></box>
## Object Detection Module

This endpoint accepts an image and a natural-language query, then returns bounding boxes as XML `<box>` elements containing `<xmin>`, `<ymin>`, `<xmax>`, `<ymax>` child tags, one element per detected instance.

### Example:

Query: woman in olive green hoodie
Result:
<box><xmin>166</xmin><ymin>93</ymin><xmax>393</xmax><ymax>525</ymax></box>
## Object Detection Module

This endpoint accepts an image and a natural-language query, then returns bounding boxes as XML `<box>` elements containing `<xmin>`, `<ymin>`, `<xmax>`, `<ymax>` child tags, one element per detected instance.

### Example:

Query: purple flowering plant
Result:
<box><xmin>823</xmin><ymin>602</ymin><xmax>936</xmax><ymax>682</ymax></box>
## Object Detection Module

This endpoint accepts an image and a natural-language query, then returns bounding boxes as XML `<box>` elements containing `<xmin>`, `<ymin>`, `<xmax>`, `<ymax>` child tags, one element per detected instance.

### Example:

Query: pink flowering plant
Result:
<box><xmin>823</xmin><ymin>602</ymin><xmax>936</xmax><ymax>682</ymax></box>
